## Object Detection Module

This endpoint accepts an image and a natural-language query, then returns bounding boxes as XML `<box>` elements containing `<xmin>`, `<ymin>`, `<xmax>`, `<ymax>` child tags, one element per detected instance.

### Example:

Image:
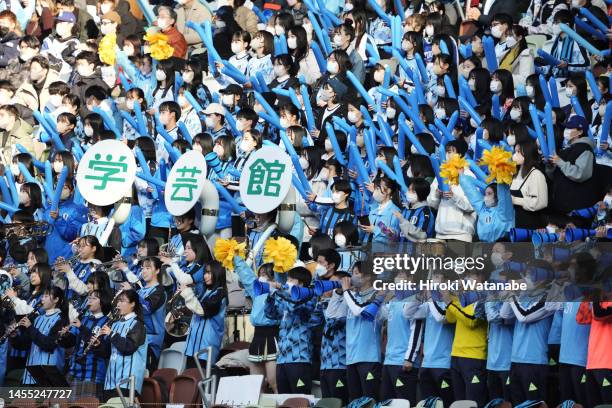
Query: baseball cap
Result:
<box><xmin>203</xmin><ymin>103</ymin><xmax>225</xmax><ymax>116</ymax></box>
<box><xmin>56</xmin><ymin>11</ymin><xmax>76</xmax><ymax>23</ymax></box>
<box><xmin>220</xmin><ymin>84</ymin><xmax>243</xmax><ymax>95</ymax></box>
<box><xmin>564</xmin><ymin>115</ymin><xmax>588</xmax><ymax>132</ymax></box>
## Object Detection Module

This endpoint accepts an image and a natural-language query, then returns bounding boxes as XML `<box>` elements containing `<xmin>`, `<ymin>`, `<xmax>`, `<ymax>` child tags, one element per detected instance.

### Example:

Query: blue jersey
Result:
<box><xmin>66</xmin><ymin>262</ymin><xmax>96</xmax><ymax>302</ymax></box>
<box><xmin>368</xmin><ymin>200</ymin><xmax>401</xmax><ymax>244</ymax></box>
<box><xmin>9</xmin><ymin>295</ymin><xmax>41</xmax><ymax>359</ymax></box>
<box><xmin>138</xmin><ymin>284</ymin><xmax>166</xmax><ymax>359</ymax></box>
<box><xmin>548</xmin><ymin>310</ymin><xmax>563</xmax><ymax>345</ymax></box>
<box><xmin>559</xmin><ymin>301</ymin><xmax>590</xmax><ymax>367</ymax></box>
<box><xmin>185</xmin><ymin>287</ymin><xmax>227</xmax><ymax>364</ymax></box>
<box><xmin>310</xmin><ymin>292</ymin><xmax>348</xmax><ymax>370</ymax></box>
<box><xmin>43</xmin><ymin>198</ymin><xmax>87</xmax><ymax>265</ymax></box>
<box><xmin>68</xmin><ymin>313</ymin><xmax>110</xmax><ymax>384</ymax></box>
<box><xmin>104</xmin><ymin>315</ymin><xmax>147</xmax><ymax>393</ymax></box>
<box><xmin>118</xmin><ymin>205</ymin><xmax>146</xmax><ymax>258</ymax></box>
<box><xmin>399</xmin><ymin>204</ymin><xmax>436</xmax><ymax>242</ymax></box>
<box><xmin>234</xmin><ymin>257</ymin><xmax>279</xmax><ymax>327</ymax></box>
<box><xmin>343</xmin><ymin>289</ymin><xmax>383</xmax><ymax>365</ymax></box>
<box><xmin>264</xmin><ymin>288</ymin><xmax>317</xmax><ymax>364</ymax></box>
<box><xmin>318</xmin><ymin>206</ymin><xmax>356</xmax><ymax>238</ymax></box>
<box><xmin>422</xmin><ymin>302</ymin><xmax>455</xmax><ymax>369</ymax></box>
<box><xmin>23</xmin><ymin>310</ymin><xmax>65</xmax><ymax>385</ymax></box>
<box><xmin>383</xmin><ymin>298</ymin><xmax>424</xmax><ymax>367</ymax></box>
<box><xmin>485</xmin><ymin>302</ymin><xmax>514</xmax><ymax>371</ymax></box>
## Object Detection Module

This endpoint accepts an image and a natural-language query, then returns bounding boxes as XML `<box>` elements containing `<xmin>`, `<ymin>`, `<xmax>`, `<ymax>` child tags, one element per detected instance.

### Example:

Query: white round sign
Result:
<box><xmin>239</xmin><ymin>145</ymin><xmax>292</xmax><ymax>214</ymax></box>
<box><xmin>164</xmin><ymin>150</ymin><xmax>208</xmax><ymax>216</ymax></box>
<box><xmin>76</xmin><ymin>139</ymin><xmax>137</xmax><ymax>206</ymax></box>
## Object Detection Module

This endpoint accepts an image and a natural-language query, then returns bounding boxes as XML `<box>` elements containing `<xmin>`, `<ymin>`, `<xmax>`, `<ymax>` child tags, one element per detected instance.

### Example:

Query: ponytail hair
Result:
<box><xmin>45</xmin><ymin>286</ymin><xmax>68</xmax><ymax>322</ymax></box>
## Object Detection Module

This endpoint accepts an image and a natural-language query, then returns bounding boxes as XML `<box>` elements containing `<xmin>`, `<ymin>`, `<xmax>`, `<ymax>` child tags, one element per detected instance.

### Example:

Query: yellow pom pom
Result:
<box><xmin>213</xmin><ymin>238</ymin><xmax>246</xmax><ymax>271</ymax></box>
<box><xmin>144</xmin><ymin>30</ymin><xmax>174</xmax><ymax>60</ymax></box>
<box><xmin>478</xmin><ymin>146</ymin><xmax>517</xmax><ymax>185</ymax></box>
<box><xmin>439</xmin><ymin>153</ymin><xmax>468</xmax><ymax>186</ymax></box>
<box><xmin>98</xmin><ymin>33</ymin><xmax>117</xmax><ymax>66</ymax></box>
<box><xmin>263</xmin><ymin>237</ymin><xmax>297</xmax><ymax>273</ymax></box>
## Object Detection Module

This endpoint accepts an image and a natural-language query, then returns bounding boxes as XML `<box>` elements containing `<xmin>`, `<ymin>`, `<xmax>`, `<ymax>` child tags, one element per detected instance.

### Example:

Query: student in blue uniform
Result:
<box><xmin>380</xmin><ymin>278</ymin><xmax>424</xmax><ymax>404</ymax></box>
<box><xmin>308</xmin><ymin>179</ymin><xmax>356</xmax><ymax>238</ymax></box>
<box><xmin>485</xmin><ymin>296</ymin><xmax>515</xmax><ymax>401</ymax></box>
<box><xmin>101</xmin><ymin>289</ymin><xmax>147</xmax><ymax>401</ymax></box>
<box><xmin>181</xmin><ymin>260</ymin><xmax>227</xmax><ymax>368</ymax></box>
<box><xmin>342</xmin><ymin>261</ymin><xmax>384</xmax><ymax>402</ymax></box>
<box><xmin>265</xmin><ymin>265</ymin><xmax>317</xmax><ymax>394</ymax></box>
<box><xmin>22</xmin><ymin>286</ymin><xmax>68</xmax><ymax>385</ymax></box>
<box><xmin>310</xmin><ymin>269</ymin><xmax>350</xmax><ymax>404</ymax></box>
<box><xmin>394</xmin><ymin>177</ymin><xmax>436</xmax><ymax>242</ymax></box>
<box><xmin>163</xmin><ymin>233</ymin><xmax>211</xmax><ymax>299</ymax></box>
<box><xmin>61</xmin><ymin>289</ymin><xmax>112</xmax><ymax>401</ymax></box>
<box><xmin>57</xmin><ymin>235</ymin><xmax>103</xmax><ymax>303</ymax></box>
<box><xmin>233</xmin><ymin>258</ymin><xmax>280</xmax><ymax>393</ymax></box>
<box><xmin>135</xmin><ymin>257</ymin><xmax>166</xmax><ymax>371</ymax></box>
<box><xmin>360</xmin><ymin>176</ymin><xmax>401</xmax><ymax>245</ymax></box>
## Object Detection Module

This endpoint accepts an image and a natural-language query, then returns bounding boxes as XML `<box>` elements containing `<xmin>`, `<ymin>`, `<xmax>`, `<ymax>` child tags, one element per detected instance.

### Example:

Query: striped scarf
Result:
<box><xmin>551</xmin><ymin>35</ymin><xmax>574</xmax><ymax>78</ymax></box>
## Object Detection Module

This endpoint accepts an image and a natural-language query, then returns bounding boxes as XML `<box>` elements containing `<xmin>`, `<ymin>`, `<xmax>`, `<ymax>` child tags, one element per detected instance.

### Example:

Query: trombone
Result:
<box><xmin>164</xmin><ymin>286</ymin><xmax>193</xmax><ymax>337</ymax></box>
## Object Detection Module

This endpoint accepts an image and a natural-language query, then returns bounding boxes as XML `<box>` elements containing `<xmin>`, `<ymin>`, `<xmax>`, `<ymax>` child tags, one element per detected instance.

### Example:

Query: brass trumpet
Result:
<box><xmin>0</xmin><ymin>221</ymin><xmax>52</xmax><ymax>238</ymax></box>
<box><xmin>164</xmin><ymin>287</ymin><xmax>193</xmax><ymax>337</ymax></box>
<box><xmin>52</xmin><ymin>254</ymin><xmax>81</xmax><ymax>274</ymax></box>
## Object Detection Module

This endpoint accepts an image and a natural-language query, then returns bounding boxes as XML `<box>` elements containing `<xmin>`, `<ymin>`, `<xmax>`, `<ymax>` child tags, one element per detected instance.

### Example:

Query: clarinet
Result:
<box><xmin>75</xmin><ymin>307</ymin><xmax>120</xmax><ymax>363</ymax></box>
<box><xmin>55</xmin><ymin>300</ymin><xmax>89</xmax><ymax>345</ymax></box>
<box><xmin>0</xmin><ymin>301</ymin><xmax>41</xmax><ymax>343</ymax></box>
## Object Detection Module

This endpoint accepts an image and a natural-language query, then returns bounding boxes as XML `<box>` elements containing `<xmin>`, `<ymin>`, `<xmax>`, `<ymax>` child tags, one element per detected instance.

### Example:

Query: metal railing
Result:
<box><xmin>115</xmin><ymin>375</ymin><xmax>136</xmax><ymax>408</ymax></box>
<box><xmin>194</xmin><ymin>346</ymin><xmax>215</xmax><ymax>407</ymax></box>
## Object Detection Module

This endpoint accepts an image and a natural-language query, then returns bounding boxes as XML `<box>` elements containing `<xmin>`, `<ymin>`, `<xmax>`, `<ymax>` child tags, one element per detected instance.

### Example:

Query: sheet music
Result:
<box><xmin>214</xmin><ymin>374</ymin><xmax>264</xmax><ymax>406</ymax></box>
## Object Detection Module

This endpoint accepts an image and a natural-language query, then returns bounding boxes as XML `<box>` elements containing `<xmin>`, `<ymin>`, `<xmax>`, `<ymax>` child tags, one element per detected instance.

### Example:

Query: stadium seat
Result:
<box><xmin>152</xmin><ymin>367</ymin><xmax>178</xmax><ymax>394</ymax></box>
<box><xmin>525</xmin><ymin>35</ymin><xmax>547</xmax><ymax>52</ymax></box>
<box><xmin>382</xmin><ymin>399</ymin><xmax>411</xmax><ymax>407</ymax></box>
<box><xmin>98</xmin><ymin>397</ymin><xmax>124</xmax><ymax>408</ymax></box>
<box><xmin>279</xmin><ymin>397</ymin><xmax>312</xmax><ymax>408</ymax></box>
<box><xmin>169</xmin><ymin>341</ymin><xmax>187</xmax><ymax>352</ymax></box>
<box><xmin>169</xmin><ymin>374</ymin><xmax>199</xmax><ymax>405</ymax></box>
<box><xmin>314</xmin><ymin>397</ymin><xmax>343</xmax><ymax>408</ymax></box>
<box><xmin>158</xmin><ymin>348</ymin><xmax>187</xmax><ymax>373</ymax></box>
<box><xmin>183</xmin><ymin>367</ymin><xmax>204</xmax><ymax>381</ymax></box>
<box><xmin>5</xmin><ymin>399</ymin><xmax>39</xmax><ymax>408</ymax></box>
<box><xmin>449</xmin><ymin>401</ymin><xmax>478</xmax><ymax>408</ymax></box>
<box><xmin>141</xmin><ymin>377</ymin><xmax>163</xmax><ymax>406</ymax></box>
<box><xmin>66</xmin><ymin>396</ymin><xmax>100</xmax><ymax>408</ymax></box>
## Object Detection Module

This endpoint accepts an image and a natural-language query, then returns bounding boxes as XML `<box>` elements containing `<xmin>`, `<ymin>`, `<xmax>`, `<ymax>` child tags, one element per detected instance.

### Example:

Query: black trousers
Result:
<box><xmin>487</xmin><ymin>370</ymin><xmax>511</xmax><ymax>402</ymax></box>
<box><xmin>380</xmin><ymin>364</ymin><xmax>418</xmax><ymax>404</ymax></box>
<box><xmin>418</xmin><ymin>367</ymin><xmax>454</xmax><ymax>408</ymax></box>
<box><xmin>276</xmin><ymin>363</ymin><xmax>312</xmax><ymax>394</ymax></box>
<box><xmin>346</xmin><ymin>362</ymin><xmax>381</xmax><ymax>403</ymax></box>
<box><xmin>558</xmin><ymin>363</ymin><xmax>587</xmax><ymax>406</ymax></box>
<box><xmin>585</xmin><ymin>368</ymin><xmax>612</xmax><ymax>408</ymax></box>
<box><xmin>320</xmin><ymin>368</ymin><xmax>349</xmax><ymax>405</ymax></box>
<box><xmin>510</xmin><ymin>362</ymin><xmax>548</xmax><ymax>406</ymax></box>
<box><xmin>450</xmin><ymin>356</ymin><xmax>488</xmax><ymax>407</ymax></box>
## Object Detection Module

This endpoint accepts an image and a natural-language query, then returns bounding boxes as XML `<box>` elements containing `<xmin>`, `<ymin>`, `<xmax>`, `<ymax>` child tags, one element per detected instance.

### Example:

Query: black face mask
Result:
<box><xmin>0</xmin><ymin>26</ymin><xmax>10</xmax><ymax>38</ymax></box>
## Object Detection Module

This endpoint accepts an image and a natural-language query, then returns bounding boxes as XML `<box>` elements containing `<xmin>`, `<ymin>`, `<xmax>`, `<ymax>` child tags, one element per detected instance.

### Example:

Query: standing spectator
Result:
<box><xmin>0</xmin><ymin>11</ymin><xmax>20</xmax><ymax>68</ymax></box>
<box><xmin>155</xmin><ymin>6</ymin><xmax>187</xmax><ymax>59</ymax></box>
<box><xmin>175</xmin><ymin>0</ymin><xmax>212</xmax><ymax>54</ymax></box>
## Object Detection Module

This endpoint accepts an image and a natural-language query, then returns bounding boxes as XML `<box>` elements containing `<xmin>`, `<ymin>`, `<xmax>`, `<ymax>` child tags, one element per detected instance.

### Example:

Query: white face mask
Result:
<box><xmin>406</xmin><ymin>191</ymin><xmax>418</xmax><ymax>204</ymax></box>
<box><xmin>156</xmin><ymin>70</ymin><xmax>167</xmax><ymax>81</ymax></box>
<box><xmin>100</xmin><ymin>24</ymin><xmax>114</xmax><ymax>35</ymax></box>
<box><xmin>552</xmin><ymin>24</ymin><xmax>562</xmax><ymax>36</ymax></box>
<box><xmin>279</xmin><ymin>118</ymin><xmax>290</xmax><ymax>128</ymax></box>
<box><xmin>213</xmin><ymin>144</ymin><xmax>224</xmax><ymax>157</ymax></box>
<box><xmin>484</xmin><ymin>196</ymin><xmax>496</xmax><ymax>207</ymax></box>
<box><xmin>125</xmin><ymin>99</ymin><xmax>135</xmax><ymax>111</ymax></box>
<box><xmin>332</xmin><ymin>192</ymin><xmax>344</xmax><ymax>204</ymax></box>
<box><xmin>434</xmin><ymin>107</ymin><xmax>446</xmax><ymax>119</ymax></box>
<box><xmin>566</xmin><ymin>87</ymin><xmax>576</xmax><ymax>98</ymax></box>
<box><xmin>373</xmin><ymin>70</ymin><xmax>385</xmax><ymax>83</ymax></box>
<box><xmin>603</xmin><ymin>194</ymin><xmax>612</xmax><ymax>208</ymax></box>
<box><xmin>53</xmin><ymin>161</ymin><xmax>64</xmax><ymax>173</ymax></box>
<box><xmin>205</xmin><ymin>116</ymin><xmax>217</xmax><ymax>129</ymax></box>
<box><xmin>274</xmin><ymin>25</ymin><xmax>284</xmax><ymax>36</ymax></box>
<box><xmin>193</xmin><ymin>143</ymin><xmax>202</xmax><ymax>153</ymax></box>
<box><xmin>491</xmin><ymin>25</ymin><xmax>503</xmax><ymax>39</ymax></box>
<box><xmin>157</xmin><ymin>18</ymin><xmax>170</xmax><ymax>30</ymax></box>
<box><xmin>510</xmin><ymin>109</ymin><xmax>521</xmax><ymax>121</ymax></box>
<box><xmin>18</xmin><ymin>191</ymin><xmax>28</xmax><ymax>205</ymax></box>
<box><xmin>178</xmin><ymin>95</ymin><xmax>188</xmax><ymax>108</ymax></box>
<box><xmin>327</xmin><ymin>61</ymin><xmax>339</xmax><ymax>75</ymax></box>
<box><xmin>84</xmin><ymin>125</ymin><xmax>93</xmax><ymax>137</ymax></box>
<box><xmin>324</xmin><ymin>138</ymin><xmax>333</xmax><ymax>152</ymax></box>
<box><xmin>598</xmin><ymin>105</ymin><xmax>606</xmax><ymax>117</ymax></box>
<box><xmin>505</xmin><ymin>36</ymin><xmax>517</xmax><ymax>48</ymax></box>
<box><xmin>318</xmin><ymin>89</ymin><xmax>331</xmax><ymax>103</ymax></box>
<box><xmin>299</xmin><ymin>156</ymin><xmax>309</xmax><ymax>170</ymax></box>
<box><xmin>470</xmin><ymin>118</ymin><xmax>478</xmax><ymax>129</ymax></box>
<box><xmin>10</xmin><ymin>163</ymin><xmax>20</xmax><ymax>176</ymax></box>
<box><xmin>490</xmin><ymin>80</ymin><xmax>502</xmax><ymax>93</ymax></box>
<box><xmin>182</xmin><ymin>71</ymin><xmax>194</xmax><ymax>84</ymax></box>
<box><xmin>425</xmin><ymin>25</ymin><xmax>434</xmax><ymax>37</ymax></box>
<box><xmin>507</xmin><ymin>134</ymin><xmax>516</xmax><ymax>146</ymax></box>
<box><xmin>347</xmin><ymin>111</ymin><xmax>359</xmax><ymax>123</ymax></box>
<box><xmin>563</xmin><ymin>128</ymin><xmax>574</xmax><ymax>141</ymax></box>
<box><xmin>512</xmin><ymin>151</ymin><xmax>524</xmax><ymax>165</ymax></box>
<box><xmin>468</xmin><ymin>79</ymin><xmax>476</xmax><ymax>91</ymax></box>
<box><xmin>525</xmin><ymin>85</ymin><xmax>535</xmax><ymax>98</ymax></box>
<box><xmin>56</xmin><ymin>23</ymin><xmax>72</xmax><ymax>38</ymax></box>
<box><xmin>258</xmin><ymin>276</ymin><xmax>268</xmax><ymax>283</ymax></box>
<box><xmin>333</xmin><ymin>35</ymin><xmax>343</xmax><ymax>48</ymax></box>
<box><xmin>344</xmin><ymin>2</ymin><xmax>353</xmax><ymax>11</ymax></box>
<box><xmin>222</xmin><ymin>94</ymin><xmax>235</xmax><ymax>106</ymax></box>
<box><xmin>315</xmin><ymin>263</ymin><xmax>327</xmax><ymax>277</ymax></box>
<box><xmin>100</xmin><ymin>3</ymin><xmax>112</xmax><ymax>14</ymax></box>
<box><xmin>490</xmin><ymin>252</ymin><xmax>504</xmax><ymax>267</ymax></box>
<box><xmin>410</xmin><ymin>145</ymin><xmax>418</xmax><ymax>155</ymax></box>
<box><xmin>373</xmin><ymin>189</ymin><xmax>385</xmax><ymax>203</ymax></box>
<box><xmin>273</xmin><ymin>65</ymin><xmax>286</xmax><ymax>78</ymax></box>
<box><xmin>215</xmin><ymin>20</ymin><xmax>226</xmax><ymax>29</ymax></box>
<box><xmin>239</xmin><ymin>139</ymin><xmax>253</xmax><ymax>152</ymax></box>
<box><xmin>334</xmin><ymin>234</ymin><xmax>347</xmax><ymax>247</ymax></box>
<box><xmin>434</xmin><ymin>85</ymin><xmax>445</xmax><ymax>97</ymax></box>
<box><xmin>231</xmin><ymin>42</ymin><xmax>243</xmax><ymax>54</ymax></box>
<box><xmin>287</xmin><ymin>37</ymin><xmax>297</xmax><ymax>49</ymax></box>
<box><xmin>571</xmin><ymin>0</ymin><xmax>581</xmax><ymax>8</ymax></box>
<box><xmin>386</xmin><ymin>107</ymin><xmax>396</xmax><ymax>120</ymax></box>
<box><xmin>49</xmin><ymin>94</ymin><xmax>63</xmax><ymax>108</ymax></box>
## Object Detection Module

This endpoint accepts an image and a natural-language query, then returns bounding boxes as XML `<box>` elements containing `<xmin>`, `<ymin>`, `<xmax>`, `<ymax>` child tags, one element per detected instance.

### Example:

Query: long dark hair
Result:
<box><xmin>183</xmin><ymin>233</ymin><xmax>212</xmax><ymax>266</ymax></box>
<box><xmin>117</xmin><ymin>289</ymin><xmax>144</xmax><ymax>321</ymax></box>
<box><xmin>91</xmin><ymin>288</ymin><xmax>113</xmax><ymax>315</ymax></box>
<box><xmin>517</xmin><ymin>139</ymin><xmax>543</xmax><ymax>178</ymax></box>
<box><xmin>80</xmin><ymin>235</ymin><xmax>103</xmax><ymax>260</ymax></box>
<box><xmin>45</xmin><ymin>286</ymin><xmax>69</xmax><ymax>322</ymax></box>
<box><xmin>567</xmin><ymin>73</ymin><xmax>592</xmax><ymax>123</ymax></box>
<box><xmin>30</xmin><ymin>263</ymin><xmax>52</xmax><ymax>297</ymax></box>
<box><xmin>19</xmin><ymin>183</ymin><xmax>42</xmax><ymax>215</ymax></box>
<box><xmin>206</xmin><ymin>260</ymin><xmax>228</xmax><ymax>297</ymax></box>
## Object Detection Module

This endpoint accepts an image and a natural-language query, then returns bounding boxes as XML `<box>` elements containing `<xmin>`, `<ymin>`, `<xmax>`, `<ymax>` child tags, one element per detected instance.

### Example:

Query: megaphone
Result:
<box><xmin>527</xmin><ymin>266</ymin><xmax>555</xmax><ymax>282</ymax></box>
<box><xmin>569</xmin><ymin>204</ymin><xmax>598</xmax><ymax>219</ymax></box>
<box><xmin>291</xmin><ymin>286</ymin><xmax>314</xmax><ymax>301</ymax></box>
<box><xmin>314</xmin><ymin>280</ymin><xmax>341</xmax><ymax>296</ymax></box>
<box><xmin>459</xmin><ymin>291</ymin><xmax>486</xmax><ymax>307</ymax></box>
<box><xmin>552</xmin><ymin>247</ymin><xmax>571</xmax><ymax>263</ymax></box>
<box><xmin>504</xmin><ymin>261</ymin><xmax>527</xmax><ymax>274</ymax></box>
<box><xmin>253</xmin><ymin>280</ymin><xmax>270</xmax><ymax>296</ymax></box>
<box><xmin>361</xmin><ymin>296</ymin><xmax>384</xmax><ymax>321</ymax></box>
<box><xmin>532</xmin><ymin>232</ymin><xmax>559</xmax><ymax>245</ymax></box>
<box><xmin>510</xmin><ymin>228</ymin><xmax>534</xmax><ymax>242</ymax></box>
<box><xmin>565</xmin><ymin>228</ymin><xmax>596</xmax><ymax>242</ymax></box>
